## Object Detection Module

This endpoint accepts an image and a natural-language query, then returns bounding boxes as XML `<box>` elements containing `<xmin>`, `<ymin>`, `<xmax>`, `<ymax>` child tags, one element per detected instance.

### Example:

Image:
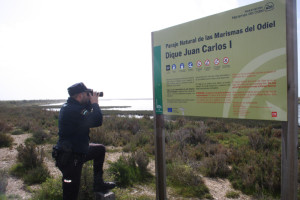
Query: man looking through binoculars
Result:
<box><xmin>53</xmin><ymin>82</ymin><xmax>115</xmax><ymax>200</ymax></box>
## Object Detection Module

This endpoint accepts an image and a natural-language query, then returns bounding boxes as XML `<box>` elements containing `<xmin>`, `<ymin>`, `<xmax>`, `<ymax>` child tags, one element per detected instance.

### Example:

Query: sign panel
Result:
<box><xmin>152</xmin><ymin>0</ymin><xmax>287</xmax><ymax>121</ymax></box>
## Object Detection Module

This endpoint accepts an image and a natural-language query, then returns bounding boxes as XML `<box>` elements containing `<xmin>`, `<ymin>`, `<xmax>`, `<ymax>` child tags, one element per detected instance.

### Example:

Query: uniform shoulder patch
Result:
<box><xmin>81</xmin><ymin>109</ymin><xmax>89</xmax><ymax>116</ymax></box>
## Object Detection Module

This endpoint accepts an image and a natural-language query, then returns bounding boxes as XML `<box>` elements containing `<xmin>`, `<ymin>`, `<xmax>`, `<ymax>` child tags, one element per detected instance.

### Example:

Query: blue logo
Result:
<box><xmin>172</xmin><ymin>64</ymin><xmax>176</xmax><ymax>70</ymax></box>
<box><xmin>180</xmin><ymin>63</ymin><xmax>184</xmax><ymax>69</ymax></box>
<box><xmin>168</xmin><ymin>108</ymin><xmax>173</xmax><ymax>112</ymax></box>
<box><xmin>188</xmin><ymin>62</ymin><xmax>193</xmax><ymax>68</ymax></box>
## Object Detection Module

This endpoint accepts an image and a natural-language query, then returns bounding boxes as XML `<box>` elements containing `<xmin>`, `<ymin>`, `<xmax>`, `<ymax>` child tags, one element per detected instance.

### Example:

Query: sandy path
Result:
<box><xmin>202</xmin><ymin>177</ymin><xmax>252</xmax><ymax>200</ymax></box>
<box><xmin>0</xmin><ymin>133</ymin><xmax>32</xmax><ymax>199</ymax></box>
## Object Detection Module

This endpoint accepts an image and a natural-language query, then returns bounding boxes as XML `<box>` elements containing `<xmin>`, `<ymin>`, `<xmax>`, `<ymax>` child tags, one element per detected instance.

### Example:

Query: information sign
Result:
<box><xmin>153</xmin><ymin>0</ymin><xmax>287</xmax><ymax>121</ymax></box>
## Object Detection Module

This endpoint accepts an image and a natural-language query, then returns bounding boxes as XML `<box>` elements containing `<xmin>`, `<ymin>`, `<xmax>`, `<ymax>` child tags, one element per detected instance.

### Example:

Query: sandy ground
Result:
<box><xmin>0</xmin><ymin>133</ymin><xmax>253</xmax><ymax>200</ymax></box>
<box><xmin>202</xmin><ymin>177</ymin><xmax>252</xmax><ymax>200</ymax></box>
<box><xmin>0</xmin><ymin>133</ymin><xmax>32</xmax><ymax>199</ymax></box>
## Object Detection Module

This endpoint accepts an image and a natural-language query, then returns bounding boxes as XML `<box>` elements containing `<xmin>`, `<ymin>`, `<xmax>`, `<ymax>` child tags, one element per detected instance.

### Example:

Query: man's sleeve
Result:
<box><xmin>83</xmin><ymin>103</ymin><xmax>103</xmax><ymax>128</ymax></box>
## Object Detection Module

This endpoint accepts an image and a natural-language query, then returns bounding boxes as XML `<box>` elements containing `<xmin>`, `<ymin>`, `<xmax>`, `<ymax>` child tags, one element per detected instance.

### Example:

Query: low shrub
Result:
<box><xmin>27</xmin><ymin>129</ymin><xmax>51</xmax><ymax>145</ymax></box>
<box><xmin>133</xmin><ymin>149</ymin><xmax>149</xmax><ymax>173</ymax></box>
<box><xmin>206</xmin><ymin>119</ymin><xmax>228</xmax><ymax>133</ymax></box>
<box><xmin>172</xmin><ymin>124</ymin><xmax>208</xmax><ymax>146</ymax></box>
<box><xmin>23</xmin><ymin>165</ymin><xmax>50</xmax><ymax>185</ymax></box>
<box><xmin>229</xmin><ymin>147</ymin><xmax>281</xmax><ymax>197</ymax></box>
<box><xmin>225</xmin><ymin>191</ymin><xmax>240</xmax><ymax>198</ymax></box>
<box><xmin>11</xmin><ymin>162</ymin><xmax>50</xmax><ymax>185</ymax></box>
<box><xmin>0</xmin><ymin>133</ymin><xmax>13</xmax><ymax>148</ymax></box>
<box><xmin>11</xmin><ymin>129</ymin><xmax>24</xmax><ymax>135</ymax></box>
<box><xmin>10</xmin><ymin>163</ymin><xmax>26</xmax><ymax>177</ymax></box>
<box><xmin>10</xmin><ymin>142</ymin><xmax>50</xmax><ymax>185</ymax></box>
<box><xmin>167</xmin><ymin>162</ymin><xmax>212</xmax><ymax>199</ymax></box>
<box><xmin>108</xmin><ymin>153</ymin><xmax>153</xmax><ymax>187</ymax></box>
<box><xmin>90</xmin><ymin>116</ymin><xmax>154</xmax><ymax>149</ymax></box>
<box><xmin>17</xmin><ymin>143</ymin><xmax>44</xmax><ymax>169</ymax></box>
<box><xmin>201</xmin><ymin>153</ymin><xmax>230</xmax><ymax>178</ymax></box>
<box><xmin>124</xmin><ymin>132</ymin><xmax>153</xmax><ymax>152</ymax></box>
<box><xmin>32</xmin><ymin>178</ymin><xmax>63</xmax><ymax>200</ymax></box>
<box><xmin>248</xmin><ymin>132</ymin><xmax>265</xmax><ymax>151</ymax></box>
<box><xmin>20</xmin><ymin>121</ymin><xmax>32</xmax><ymax>132</ymax></box>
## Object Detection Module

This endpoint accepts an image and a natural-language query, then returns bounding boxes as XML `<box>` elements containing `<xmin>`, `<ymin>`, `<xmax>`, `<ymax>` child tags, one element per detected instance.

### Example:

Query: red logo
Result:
<box><xmin>223</xmin><ymin>57</ymin><xmax>229</xmax><ymax>64</ymax></box>
<box><xmin>272</xmin><ymin>112</ymin><xmax>277</xmax><ymax>117</ymax></box>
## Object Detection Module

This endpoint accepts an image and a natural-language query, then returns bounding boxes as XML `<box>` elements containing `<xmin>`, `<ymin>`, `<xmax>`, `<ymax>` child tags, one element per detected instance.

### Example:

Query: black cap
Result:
<box><xmin>68</xmin><ymin>82</ymin><xmax>92</xmax><ymax>96</ymax></box>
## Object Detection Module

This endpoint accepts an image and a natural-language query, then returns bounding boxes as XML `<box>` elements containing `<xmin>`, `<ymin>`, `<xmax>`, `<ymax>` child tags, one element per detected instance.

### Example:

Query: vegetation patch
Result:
<box><xmin>0</xmin><ymin>133</ymin><xmax>13</xmax><ymax>148</ymax></box>
<box><xmin>225</xmin><ymin>190</ymin><xmax>240</xmax><ymax>198</ymax></box>
<box><xmin>108</xmin><ymin>150</ymin><xmax>153</xmax><ymax>187</ymax></box>
<box><xmin>10</xmin><ymin>142</ymin><xmax>50</xmax><ymax>185</ymax></box>
<box><xmin>0</xmin><ymin>100</ymin><xmax>298</xmax><ymax>199</ymax></box>
<box><xmin>32</xmin><ymin>177</ymin><xmax>62</xmax><ymax>200</ymax></box>
<box><xmin>167</xmin><ymin>162</ymin><xmax>212</xmax><ymax>199</ymax></box>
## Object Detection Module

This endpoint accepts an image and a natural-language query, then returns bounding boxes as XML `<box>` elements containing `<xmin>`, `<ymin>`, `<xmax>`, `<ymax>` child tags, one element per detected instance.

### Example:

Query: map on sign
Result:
<box><xmin>152</xmin><ymin>0</ymin><xmax>287</xmax><ymax>121</ymax></box>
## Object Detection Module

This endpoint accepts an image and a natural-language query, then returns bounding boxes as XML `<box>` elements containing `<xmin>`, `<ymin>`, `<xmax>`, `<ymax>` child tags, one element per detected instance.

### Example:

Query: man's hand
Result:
<box><xmin>89</xmin><ymin>92</ymin><xmax>99</xmax><ymax>104</ymax></box>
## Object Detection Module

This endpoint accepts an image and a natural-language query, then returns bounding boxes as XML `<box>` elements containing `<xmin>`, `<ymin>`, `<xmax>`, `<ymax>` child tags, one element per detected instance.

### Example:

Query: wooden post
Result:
<box><xmin>152</xmin><ymin>32</ymin><xmax>167</xmax><ymax>200</ymax></box>
<box><xmin>154</xmin><ymin>114</ymin><xmax>166</xmax><ymax>200</ymax></box>
<box><xmin>281</xmin><ymin>0</ymin><xmax>298</xmax><ymax>199</ymax></box>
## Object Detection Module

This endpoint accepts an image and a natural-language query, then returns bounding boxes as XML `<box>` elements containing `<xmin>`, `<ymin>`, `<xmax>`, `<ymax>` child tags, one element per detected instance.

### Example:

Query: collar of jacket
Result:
<box><xmin>67</xmin><ymin>97</ymin><xmax>82</xmax><ymax>105</ymax></box>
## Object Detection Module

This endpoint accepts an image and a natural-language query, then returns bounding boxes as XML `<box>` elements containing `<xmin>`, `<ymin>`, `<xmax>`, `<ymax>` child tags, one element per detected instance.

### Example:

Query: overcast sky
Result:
<box><xmin>0</xmin><ymin>0</ymin><xmax>299</xmax><ymax>100</ymax></box>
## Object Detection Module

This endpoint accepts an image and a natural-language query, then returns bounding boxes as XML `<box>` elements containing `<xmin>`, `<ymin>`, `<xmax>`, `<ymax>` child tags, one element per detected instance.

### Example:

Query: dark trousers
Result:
<box><xmin>58</xmin><ymin>143</ymin><xmax>106</xmax><ymax>200</ymax></box>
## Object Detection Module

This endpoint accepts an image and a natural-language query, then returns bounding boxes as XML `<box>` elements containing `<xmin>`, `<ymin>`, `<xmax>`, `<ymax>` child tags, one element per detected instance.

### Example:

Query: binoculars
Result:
<box><xmin>88</xmin><ymin>91</ymin><xmax>103</xmax><ymax>97</ymax></box>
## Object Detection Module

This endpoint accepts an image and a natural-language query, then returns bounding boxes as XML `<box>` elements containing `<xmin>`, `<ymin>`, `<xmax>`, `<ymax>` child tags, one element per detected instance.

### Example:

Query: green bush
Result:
<box><xmin>23</xmin><ymin>165</ymin><xmax>50</xmax><ymax>185</ymax></box>
<box><xmin>133</xmin><ymin>149</ymin><xmax>149</xmax><ymax>173</ymax></box>
<box><xmin>206</xmin><ymin>119</ymin><xmax>228</xmax><ymax>133</ymax></box>
<box><xmin>11</xmin><ymin>129</ymin><xmax>24</xmax><ymax>135</ymax></box>
<box><xmin>108</xmin><ymin>153</ymin><xmax>153</xmax><ymax>187</ymax></box>
<box><xmin>27</xmin><ymin>129</ymin><xmax>51</xmax><ymax>145</ymax></box>
<box><xmin>90</xmin><ymin>116</ymin><xmax>154</xmax><ymax>149</ymax></box>
<box><xmin>201</xmin><ymin>154</ymin><xmax>230</xmax><ymax>178</ymax></box>
<box><xmin>11</xmin><ymin>162</ymin><xmax>50</xmax><ymax>185</ymax></box>
<box><xmin>225</xmin><ymin>191</ymin><xmax>240</xmax><ymax>198</ymax></box>
<box><xmin>10</xmin><ymin>163</ymin><xmax>26</xmax><ymax>178</ymax></box>
<box><xmin>108</xmin><ymin>156</ymin><xmax>137</xmax><ymax>187</ymax></box>
<box><xmin>17</xmin><ymin>143</ymin><xmax>43</xmax><ymax>169</ymax></box>
<box><xmin>167</xmin><ymin>162</ymin><xmax>212</xmax><ymax>198</ymax></box>
<box><xmin>32</xmin><ymin>178</ymin><xmax>63</xmax><ymax>200</ymax></box>
<box><xmin>10</xmin><ymin>143</ymin><xmax>50</xmax><ymax>185</ymax></box>
<box><xmin>0</xmin><ymin>133</ymin><xmax>13</xmax><ymax>148</ymax></box>
<box><xmin>229</xmin><ymin>147</ymin><xmax>281</xmax><ymax>197</ymax></box>
<box><xmin>171</xmin><ymin>125</ymin><xmax>208</xmax><ymax>146</ymax></box>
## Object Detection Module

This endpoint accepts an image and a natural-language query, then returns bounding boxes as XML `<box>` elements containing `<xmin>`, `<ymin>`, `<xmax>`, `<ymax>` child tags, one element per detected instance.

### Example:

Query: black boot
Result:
<box><xmin>94</xmin><ymin>173</ymin><xmax>116</xmax><ymax>193</ymax></box>
<box><xmin>94</xmin><ymin>181</ymin><xmax>116</xmax><ymax>193</ymax></box>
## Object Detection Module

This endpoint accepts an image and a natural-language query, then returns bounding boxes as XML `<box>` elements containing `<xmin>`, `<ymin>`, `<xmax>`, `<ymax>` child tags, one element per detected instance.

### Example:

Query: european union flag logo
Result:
<box><xmin>168</xmin><ymin>108</ymin><xmax>172</xmax><ymax>112</ymax></box>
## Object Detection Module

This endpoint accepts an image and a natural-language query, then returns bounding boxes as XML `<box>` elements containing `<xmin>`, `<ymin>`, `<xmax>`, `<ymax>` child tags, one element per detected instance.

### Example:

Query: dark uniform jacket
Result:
<box><xmin>56</xmin><ymin>97</ymin><xmax>103</xmax><ymax>154</ymax></box>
